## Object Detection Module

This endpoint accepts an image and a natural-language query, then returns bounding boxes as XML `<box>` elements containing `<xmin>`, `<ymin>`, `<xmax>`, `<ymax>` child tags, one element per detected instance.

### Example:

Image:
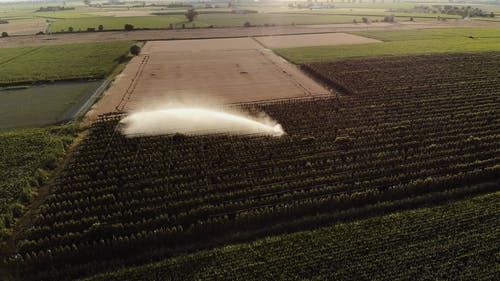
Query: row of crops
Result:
<box><xmin>82</xmin><ymin>191</ymin><xmax>500</xmax><ymax>281</ymax></box>
<box><xmin>4</xmin><ymin>52</ymin><xmax>499</xmax><ymax>280</ymax></box>
<box><xmin>0</xmin><ymin>126</ymin><xmax>80</xmax><ymax>250</ymax></box>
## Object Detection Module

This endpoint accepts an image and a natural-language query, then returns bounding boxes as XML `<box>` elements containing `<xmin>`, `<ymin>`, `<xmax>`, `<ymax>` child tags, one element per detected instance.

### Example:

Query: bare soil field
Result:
<box><xmin>1</xmin><ymin>20</ymin><xmax>498</xmax><ymax>48</ymax></box>
<box><xmin>0</xmin><ymin>19</ymin><xmax>47</xmax><ymax>36</ymax></box>
<box><xmin>144</xmin><ymin>37</ymin><xmax>262</xmax><ymax>51</ymax></box>
<box><xmin>87</xmin><ymin>38</ymin><xmax>328</xmax><ymax>118</ymax></box>
<box><xmin>255</xmin><ymin>33</ymin><xmax>381</xmax><ymax>48</ymax></box>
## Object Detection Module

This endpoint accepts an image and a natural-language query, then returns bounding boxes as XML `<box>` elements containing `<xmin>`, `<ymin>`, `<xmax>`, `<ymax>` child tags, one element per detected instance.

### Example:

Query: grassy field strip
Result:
<box><xmin>271</xmin><ymin>11</ymin><xmax>461</xmax><ymax>19</ymax></box>
<box><xmin>81</xmin><ymin>191</ymin><xmax>500</xmax><ymax>281</ymax></box>
<box><xmin>275</xmin><ymin>28</ymin><xmax>500</xmax><ymax>63</ymax></box>
<box><xmin>49</xmin><ymin>16</ymin><xmax>201</xmax><ymax>32</ymax></box>
<box><xmin>352</xmin><ymin>27</ymin><xmax>500</xmax><ymax>41</ymax></box>
<box><xmin>47</xmin><ymin>12</ymin><xmax>431</xmax><ymax>32</ymax></box>
<box><xmin>0</xmin><ymin>41</ymin><xmax>132</xmax><ymax>85</ymax></box>
<box><xmin>473</xmin><ymin>17</ymin><xmax>500</xmax><ymax>22</ymax></box>
<box><xmin>62</xmin><ymin>80</ymin><xmax>111</xmax><ymax>122</ymax></box>
<box><xmin>275</xmin><ymin>37</ymin><xmax>500</xmax><ymax>63</ymax></box>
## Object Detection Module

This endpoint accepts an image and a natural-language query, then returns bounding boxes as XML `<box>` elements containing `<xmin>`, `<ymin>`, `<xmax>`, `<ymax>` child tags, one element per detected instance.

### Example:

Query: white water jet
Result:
<box><xmin>120</xmin><ymin>108</ymin><xmax>285</xmax><ymax>137</ymax></box>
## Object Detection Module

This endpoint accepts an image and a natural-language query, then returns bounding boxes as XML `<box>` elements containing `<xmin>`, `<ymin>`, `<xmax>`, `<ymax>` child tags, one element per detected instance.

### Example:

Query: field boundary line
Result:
<box><xmin>258</xmin><ymin>48</ymin><xmax>316</xmax><ymax>97</ymax></box>
<box><xmin>225</xmin><ymin>94</ymin><xmax>333</xmax><ymax>106</ymax></box>
<box><xmin>250</xmin><ymin>36</ymin><xmax>267</xmax><ymax>49</ymax></box>
<box><xmin>0</xmin><ymin>46</ymin><xmax>43</xmax><ymax>67</ymax></box>
<box><xmin>116</xmin><ymin>54</ymin><xmax>150</xmax><ymax>111</ymax></box>
<box><xmin>61</xmin><ymin>80</ymin><xmax>112</xmax><ymax>123</ymax></box>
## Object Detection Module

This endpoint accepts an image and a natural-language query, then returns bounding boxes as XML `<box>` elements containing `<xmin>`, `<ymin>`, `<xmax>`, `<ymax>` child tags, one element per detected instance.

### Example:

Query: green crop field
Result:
<box><xmin>48</xmin><ymin>13</ymin><xmax>417</xmax><ymax>32</ymax></box>
<box><xmin>275</xmin><ymin>28</ymin><xmax>500</xmax><ymax>63</ymax></box>
<box><xmin>473</xmin><ymin>17</ymin><xmax>500</xmax><ymax>22</ymax></box>
<box><xmin>273</xmin><ymin>10</ymin><xmax>462</xmax><ymax>20</ymax></box>
<box><xmin>81</xmin><ymin>191</ymin><xmax>499</xmax><ymax>281</ymax></box>
<box><xmin>0</xmin><ymin>81</ymin><xmax>101</xmax><ymax>130</ymax></box>
<box><xmin>0</xmin><ymin>125</ymin><xmax>80</xmax><ymax>249</ymax></box>
<box><xmin>49</xmin><ymin>16</ymin><xmax>201</xmax><ymax>32</ymax></box>
<box><xmin>0</xmin><ymin>41</ymin><xmax>133</xmax><ymax>84</ymax></box>
<box><xmin>197</xmin><ymin>13</ymin><xmax>398</xmax><ymax>27</ymax></box>
<box><xmin>353</xmin><ymin>27</ymin><xmax>500</xmax><ymax>41</ymax></box>
<box><xmin>35</xmin><ymin>10</ymin><xmax>103</xmax><ymax>19</ymax></box>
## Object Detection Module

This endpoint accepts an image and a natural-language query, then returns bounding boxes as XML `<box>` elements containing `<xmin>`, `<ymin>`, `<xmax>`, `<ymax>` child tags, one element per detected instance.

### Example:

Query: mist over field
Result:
<box><xmin>119</xmin><ymin>101</ymin><xmax>285</xmax><ymax>137</ymax></box>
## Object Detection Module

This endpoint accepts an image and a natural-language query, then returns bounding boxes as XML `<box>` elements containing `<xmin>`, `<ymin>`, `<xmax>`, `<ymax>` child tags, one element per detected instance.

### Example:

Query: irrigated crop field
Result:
<box><xmin>0</xmin><ymin>125</ymin><xmax>80</xmax><ymax>250</ymax></box>
<box><xmin>1</xmin><ymin>2</ymin><xmax>499</xmax><ymax>280</ymax></box>
<box><xmin>6</xmin><ymin>52</ymin><xmax>499</xmax><ymax>281</ymax></box>
<box><xmin>83</xmin><ymin>191</ymin><xmax>500</xmax><ymax>281</ymax></box>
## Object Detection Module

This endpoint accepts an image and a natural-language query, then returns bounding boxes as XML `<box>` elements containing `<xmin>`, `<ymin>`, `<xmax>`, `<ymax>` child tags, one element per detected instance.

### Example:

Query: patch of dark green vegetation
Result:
<box><xmin>82</xmin><ymin>191</ymin><xmax>500</xmax><ymax>281</ymax></box>
<box><xmin>0</xmin><ymin>125</ymin><xmax>81</xmax><ymax>250</ymax></box>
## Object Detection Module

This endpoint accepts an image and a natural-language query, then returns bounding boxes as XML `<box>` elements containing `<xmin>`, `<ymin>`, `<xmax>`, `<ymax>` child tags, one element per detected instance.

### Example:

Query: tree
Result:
<box><xmin>68</xmin><ymin>26</ymin><xmax>74</xmax><ymax>32</ymax></box>
<box><xmin>130</xmin><ymin>45</ymin><xmax>141</xmax><ymax>56</ymax></box>
<box><xmin>124</xmin><ymin>24</ymin><xmax>134</xmax><ymax>31</ymax></box>
<box><xmin>98</xmin><ymin>24</ymin><xmax>104</xmax><ymax>31</ymax></box>
<box><xmin>1</xmin><ymin>32</ymin><xmax>8</xmax><ymax>37</ymax></box>
<box><xmin>185</xmin><ymin>9</ymin><xmax>199</xmax><ymax>22</ymax></box>
<box><xmin>83</xmin><ymin>0</ymin><xmax>91</xmax><ymax>5</ymax></box>
<box><xmin>383</xmin><ymin>15</ymin><xmax>395</xmax><ymax>22</ymax></box>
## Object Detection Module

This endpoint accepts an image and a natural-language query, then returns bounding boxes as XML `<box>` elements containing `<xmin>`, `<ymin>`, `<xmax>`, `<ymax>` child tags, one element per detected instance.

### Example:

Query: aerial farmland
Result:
<box><xmin>0</xmin><ymin>1</ymin><xmax>499</xmax><ymax>281</ymax></box>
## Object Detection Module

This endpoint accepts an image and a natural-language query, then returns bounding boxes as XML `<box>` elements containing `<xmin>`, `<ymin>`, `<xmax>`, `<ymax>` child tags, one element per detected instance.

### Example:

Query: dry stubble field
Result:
<box><xmin>88</xmin><ymin>36</ymin><xmax>333</xmax><ymax>118</ymax></box>
<box><xmin>255</xmin><ymin>33</ymin><xmax>381</xmax><ymax>48</ymax></box>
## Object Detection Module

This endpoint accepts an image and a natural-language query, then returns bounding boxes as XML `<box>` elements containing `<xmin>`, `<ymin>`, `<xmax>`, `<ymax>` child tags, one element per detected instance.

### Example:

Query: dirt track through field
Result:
<box><xmin>87</xmin><ymin>37</ymin><xmax>329</xmax><ymax>118</ymax></box>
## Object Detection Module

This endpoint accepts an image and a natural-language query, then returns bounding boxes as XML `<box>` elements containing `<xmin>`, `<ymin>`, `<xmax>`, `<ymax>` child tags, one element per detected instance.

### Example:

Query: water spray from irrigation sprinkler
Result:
<box><xmin>119</xmin><ymin>107</ymin><xmax>286</xmax><ymax>138</ymax></box>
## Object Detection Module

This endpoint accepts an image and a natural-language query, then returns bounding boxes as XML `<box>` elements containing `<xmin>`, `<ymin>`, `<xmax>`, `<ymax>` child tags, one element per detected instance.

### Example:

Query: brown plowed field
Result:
<box><xmin>0</xmin><ymin>19</ymin><xmax>47</xmax><ymax>36</ymax></box>
<box><xmin>87</xmin><ymin>37</ymin><xmax>328</xmax><ymax>119</ymax></box>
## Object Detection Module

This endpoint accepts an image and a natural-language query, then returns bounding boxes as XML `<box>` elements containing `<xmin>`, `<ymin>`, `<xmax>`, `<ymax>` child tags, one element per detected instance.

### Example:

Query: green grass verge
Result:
<box><xmin>0</xmin><ymin>125</ymin><xmax>80</xmax><ymax>249</ymax></box>
<box><xmin>82</xmin><ymin>191</ymin><xmax>499</xmax><ymax>281</ymax></box>
<box><xmin>472</xmin><ymin>17</ymin><xmax>500</xmax><ymax>22</ymax></box>
<box><xmin>0</xmin><ymin>81</ymin><xmax>101</xmax><ymax>130</ymax></box>
<box><xmin>353</xmin><ymin>27</ymin><xmax>500</xmax><ymax>41</ymax></box>
<box><xmin>275</xmin><ymin>28</ymin><xmax>500</xmax><ymax>63</ymax></box>
<box><xmin>0</xmin><ymin>41</ymin><xmax>133</xmax><ymax>84</ymax></box>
